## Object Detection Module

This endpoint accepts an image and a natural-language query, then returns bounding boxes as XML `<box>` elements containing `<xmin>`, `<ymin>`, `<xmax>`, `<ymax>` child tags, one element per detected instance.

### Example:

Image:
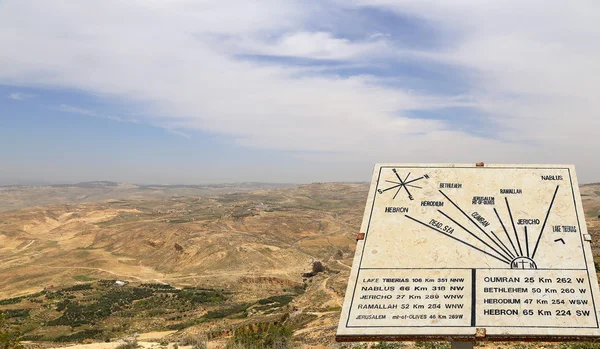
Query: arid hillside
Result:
<box><xmin>0</xmin><ymin>182</ymin><xmax>368</xmax><ymax>347</ymax></box>
<box><xmin>0</xmin><ymin>182</ymin><xmax>599</xmax><ymax>348</ymax></box>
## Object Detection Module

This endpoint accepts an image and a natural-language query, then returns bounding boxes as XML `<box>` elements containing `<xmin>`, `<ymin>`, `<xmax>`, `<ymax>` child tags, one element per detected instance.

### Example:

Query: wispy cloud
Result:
<box><xmin>165</xmin><ymin>129</ymin><xmax>191</xmax><ymax>139</ymax></box>
<box><xmin>222</xmin><ymin>31</ymin><xmax>391</xmax><ymax>61</ymax></box>
<box><xmin>8</xmin><ymin>92</ymin><xmax>34</xmax><ymax>100</ymax></box>
<box><xmin>58</xmin><ymin>104</ymin><xmax>188</xmax><ymax>137</ymax></box>
<box><xmin>1</xmin><ymin>1</ymin><xmax>600</xmax><ymax>179</ymax></box>
<box><xmin>58</xmin><ymin>104</ymin><xmax>95</xmax><ymax>116</ymax></box>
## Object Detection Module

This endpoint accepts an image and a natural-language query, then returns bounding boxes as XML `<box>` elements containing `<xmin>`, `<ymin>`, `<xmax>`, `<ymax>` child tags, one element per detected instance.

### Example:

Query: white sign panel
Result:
<box><xmin>337</xmin><ymin>164</ymin><xmax>600</xmax><ymax>341</ymax></box>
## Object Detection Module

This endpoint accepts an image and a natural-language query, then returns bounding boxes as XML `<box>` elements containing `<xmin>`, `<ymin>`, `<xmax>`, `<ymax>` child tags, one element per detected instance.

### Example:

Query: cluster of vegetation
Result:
<box><xmin>0</xmin><ymin>280</ymin><xmax>236</xmax><ymax>343</ymax></box>
<box><xmin>254</xmin><ymin>295</ymin><xmax>294</xmax><ymax>314</ymax></box>
<box><xmin>0</xmin><ymin>280</ymin><xmax>301</xmax><ymax>344</ymax></box>
<box><xmin>0</xmin><ymin>314</ymin><xmax>23</xmax><ymax>349</ymax></box>
<box><xmin>47</xmin><ymin>287</ymin><xmax>154</xmax><ymax>327</ymax></box>
<box><xmin>0</xmin><ymin>291</ymin><xmax>44</xmax><ymax>306</ymax></box>
<box><xmin>0</xmin><ymin>309</ymin><xmax>29</xmax><ymax>319</ymax></box>
<box><xmin>134</xmin><ymin>288</ymin><xmax>227</xmax><ymax>316</ymax></box>
<box><xmin>203</xmin><ymin>302</ymin><xmax>252</xmax><ymax>320</ymax></box>
<box><xmin>257</xmin><ymin>295</ymin><xmax>294</xmax><ymax>306</ymax></box>
<box><xmin>559</xmin><ymin>343</ymin><xmax>600</xmax><ymax>349</ymax></box>
<box><xmin>346</xmin><ymin>343</ymin><xmax>404</xmax><ymax>349</ymax></box>
<box><xmin>60</xmin><ymin>283</ymin><xmax>93</xmax><ymax>292</ymax></box>
<box><xmin>139</xmin><ymin>283</ymin><xmax>174</xmax><ymax>290</ymax></box>
<box><xmin>415</xmin><ymin>342</ymin><xmax>450</xmax><ymax>349</ymax></box>
<box><xmin>225</xmin><ymin>323</ymin><xmax>294</xmax><ymax>349</ymax></box>
<box><xmin>345</xmin><ymin>343</ymin><xmax>448</xmax><ymax>349</ymax></box>
<box><xmin>54</xmin><ymin>329</ymin><xmax>103</xmax><ymax>342</ymax></box>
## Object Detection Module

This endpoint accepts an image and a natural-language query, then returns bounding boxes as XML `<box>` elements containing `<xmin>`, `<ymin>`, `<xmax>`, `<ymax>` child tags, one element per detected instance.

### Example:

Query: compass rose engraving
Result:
<box><xmin>377</xmin><ymin>169</ymin><xmax>429</xmax><ymax>200</ymax></box>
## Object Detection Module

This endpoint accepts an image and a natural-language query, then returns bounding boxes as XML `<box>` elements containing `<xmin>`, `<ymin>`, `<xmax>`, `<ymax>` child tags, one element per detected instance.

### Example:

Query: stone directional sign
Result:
<box><xmin>337</xmin><ymin>164</ymin><xmax>600</xmax><ymax>341</ymax></box>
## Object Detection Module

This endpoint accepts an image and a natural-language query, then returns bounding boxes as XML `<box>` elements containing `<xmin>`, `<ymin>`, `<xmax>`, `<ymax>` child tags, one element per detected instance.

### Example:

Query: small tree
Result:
<box><xmin>0</xmin><ymin>314</ymin><xmax>23</xmax><ymax>349</ymax></box>
<box><xmin>312</xmin><ymin>261</ymin><xmax>325</xmax><ymax>274</ymax></box>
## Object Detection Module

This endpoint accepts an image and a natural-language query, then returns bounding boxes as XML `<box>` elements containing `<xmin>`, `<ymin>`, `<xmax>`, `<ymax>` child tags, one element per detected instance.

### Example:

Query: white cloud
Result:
<box><xmin>0</xmin><ymin>0</ymin><xmax>464</xmax><ymax>154</ymax></box>
<box><xmin>369</xmin><ymin>33</ymin><xmax>390</xmax><ymax>40</ymax></box>
<box><xmin>224</xmin><ymin>31</ymin><xmax>391</xmax><ymax>60</ymax></box>
<box><xmin>1</xmin><ymin>0</ymin><xmax>600</xmax><ymax>181</ymax></box>
<box><xmin>8</xmin><ymin>92</ymin><xmax>34</xmax><ymax>100</ymax></box>
<box><xmin>345</xmin><ymin>0</ymin><xmax>600</xmax><ymax>180</ymax></box>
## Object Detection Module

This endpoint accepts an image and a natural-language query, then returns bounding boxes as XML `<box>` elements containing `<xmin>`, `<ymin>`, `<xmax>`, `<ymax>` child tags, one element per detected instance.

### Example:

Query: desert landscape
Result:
<box><xmin>1</xmin><ymin>181</ymin><xmax>600</xmax><ymax>348</ymax></box>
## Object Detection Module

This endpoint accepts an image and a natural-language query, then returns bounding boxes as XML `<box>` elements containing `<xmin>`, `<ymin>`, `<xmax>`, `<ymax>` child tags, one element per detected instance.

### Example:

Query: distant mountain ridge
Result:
<box><xmin>0</xmin><ymin>181</ymin><xmax>297</xmax><ymax>212</ymax></box>
<box><xmin>50</xmin><ymin>181</ymin><xmax>120</xmax><ymax>188</ymax></box>
<box><xmin>3</xmin><ymin>181</ymin><xmax>297</xmax><ymax>189</ymax></box>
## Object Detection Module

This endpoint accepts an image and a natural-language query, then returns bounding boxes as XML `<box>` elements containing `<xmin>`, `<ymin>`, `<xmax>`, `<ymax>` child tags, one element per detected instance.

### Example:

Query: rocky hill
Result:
<box><xmin>0</xmin><ymin>182</ymin><xmax>599</xmax><ymax>348</ymax></box>
<box><xmin>0</xmin><ymin>183</ymin><xmax>367</xmax><ymax>347</ymax></box>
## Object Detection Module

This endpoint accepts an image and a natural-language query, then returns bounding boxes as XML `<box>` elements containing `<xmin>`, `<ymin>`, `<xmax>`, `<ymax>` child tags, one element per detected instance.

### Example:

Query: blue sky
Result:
<box><xmin>0</xmin><ymin>85</ymin><xmax>300</xmax><ymax>184</ymax></box>
<box><xmin>1</xmin><ymin>1</ymin><xmax>600</xmax><ymax>184</ymax></box>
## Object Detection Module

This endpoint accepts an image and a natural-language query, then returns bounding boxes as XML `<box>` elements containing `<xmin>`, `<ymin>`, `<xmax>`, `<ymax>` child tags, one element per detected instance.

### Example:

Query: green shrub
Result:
<box><xmin>0</xmin><ymin>297</ymin><xmax>22</xmax><ymax>306</ymax></box>
<box><xmin>97</xmin><ymin>279</ymin><xmax>118</xmax><ymax>287</ymax></box>
<box><xmin>48</xmin><ymin>287</ymin><xmax>153</xmax><ymax>327</ymax></box>
<box><xmin>257</xmin><ymin>295</ymin><xmax>294</xmax><ymax>306</ymax></box>
<box><xmin>226</xmin><ymin>323</ymin><xmax>293</xmax><ymax>349</ymax></box>
<box><xmin>0</xmin><ymin>309</ymin><xmax>29</xmax><ymax>319</ymax></box>
<box><xmin>560</xmin><ymin>343</ymin><xmax>600</xmax><ymax>349</ymax></box>
<box><xmin>0</xmin><ymin>314</ymin><xmax>23</xmax><ymax>349</ymax></box>
<box><xmin>178</xmin><ymin>289</ymin><xmax>226</xmax><ymax>305</ymax></box>
<box><xmin>415</xmin><ymin>341</ymin><xmax>451</xmax><ymax>349</ymax></box>
<box><xmin>62</xmin><ymin>284</ymin><xmax>93</xmax><ymax>292</ymax></box>
<box><xmin>203</xmin><ymin>303</ymin><xmax>251</xmax><ymax>319</ymax></box>
<box><xmin>54</xmin><ymin>329</ymin><xmax>103</xmax><ymax>342</ymax></box>
<box><xmin>140</xmin><ymin>283</ymin><xmax>174</xmax><ymax>289</ymax></box>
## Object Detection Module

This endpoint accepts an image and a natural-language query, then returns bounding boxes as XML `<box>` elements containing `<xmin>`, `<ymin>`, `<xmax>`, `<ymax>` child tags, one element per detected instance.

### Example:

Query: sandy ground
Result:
<box><xmin>47</xmin><ymin>341</ymin><xmax>193</xmax><ymax>349</ymax></box>
<box><xmin>43</xmin><ymin>331</ymin><xmax>181</xmax><ymax>349</ymax></box>
<box><xmin>135</xmin><ymin>331</ymin><xmax>178</xmax><ymax>341</ymax></box>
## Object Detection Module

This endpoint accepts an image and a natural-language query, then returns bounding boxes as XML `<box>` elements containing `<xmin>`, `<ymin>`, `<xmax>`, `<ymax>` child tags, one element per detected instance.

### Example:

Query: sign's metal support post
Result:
<box><xmin>451</xmin><ymin>341</ymin><xmax>474</xmax><ymax>349</ymax></box>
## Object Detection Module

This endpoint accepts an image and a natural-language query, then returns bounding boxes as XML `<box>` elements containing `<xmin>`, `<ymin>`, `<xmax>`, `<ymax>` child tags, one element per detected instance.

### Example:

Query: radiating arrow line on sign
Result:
<box><xmin>505</xmin><ymin>197</ymin><xmax>524</xmax><ymax>256</ymax></box>
<box><xmin>439</xmin><ymin>190</ymin><xmax>513</xmax><ymax>261</ymax></box>
<box><xmin>531</xmin><ymin>185</ymin><xmax>560</xmax><ymax>259</ymax></box>
<box><xmin>405</xmin><ymin>215</ymin><xmax>510</xmax><ymax>265</ymax></box>
<box><xmin>489</xmin><ymin>230</ymin><xmax>516</xmax><ymax>259</ymax></box>
<box><xmin>438</xmin><ymin>210</ymin><xmax>513</xmax><ymax>262</ymax></box>
<box><xmin>494</xmin><ymin>207</ymin><xmax>520</xmax><ymax>256</ymax></box>
<box><xmin>525</xmin><ymin>226</ymin><xmax>530</xmax><ymax>258</ymax></box>
<box><xmin>554</xmin><ymin>238</ymin><xmax>565</xmax><ymax>244</ymax></box>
